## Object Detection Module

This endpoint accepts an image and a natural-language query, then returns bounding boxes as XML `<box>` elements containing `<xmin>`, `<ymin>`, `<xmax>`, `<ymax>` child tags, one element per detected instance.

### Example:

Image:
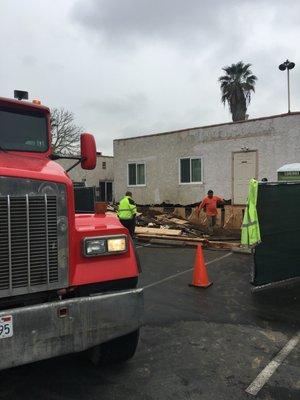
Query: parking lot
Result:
<box><xmin>0</xmin><ymin>245</ymin><xmax>299</xmax><ymax>400</ymax></box>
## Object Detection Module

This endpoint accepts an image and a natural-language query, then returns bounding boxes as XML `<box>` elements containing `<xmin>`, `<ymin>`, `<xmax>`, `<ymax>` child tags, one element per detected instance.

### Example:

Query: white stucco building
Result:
<box><xmin>57</xmin><ymin>153</ymin><xmax>114</xmax><ymax>202</ymax></box>
<box><xmin>114</xmin><ymin>112</ymin><xmax>300</xmax><ymax>205</ymax></box>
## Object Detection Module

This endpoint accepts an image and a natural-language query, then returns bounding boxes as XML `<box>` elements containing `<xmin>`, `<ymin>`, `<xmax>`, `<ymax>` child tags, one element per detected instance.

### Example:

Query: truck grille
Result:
<box><xmin>0</xmin><ymin>195</ymin><xmax>58</xmax><ymax>293</ymax></box>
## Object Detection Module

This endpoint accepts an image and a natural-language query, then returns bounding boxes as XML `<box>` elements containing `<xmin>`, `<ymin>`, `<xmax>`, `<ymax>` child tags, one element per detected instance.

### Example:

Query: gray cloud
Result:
<box><xmin>73</xmin><ymin>0</ymin><xmax>218</xmax><ymax>38</ymax></box>
<box><xmin>72</xmin><ymin>1</ymin><xmax>300</xmax><ymax>51</ymax></box>
<box><xmin>83</xmin><ymin>93</ymin><xmax>148</xmax><ymax>116</ymax></box>
<box><xmin>71</xmin><ymin>0</ymin><xmax>300</xmax><ymax>125</ymax></box>
<box><xmin>72</xmin><ymin>0</ymin><xmax>244</xmax><ymax>50</ymax></box>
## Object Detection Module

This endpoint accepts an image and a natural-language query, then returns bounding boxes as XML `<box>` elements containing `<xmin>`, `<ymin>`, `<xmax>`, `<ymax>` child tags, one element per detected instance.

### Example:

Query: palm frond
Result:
<box><xmin>218</xmin><ymin>75</ymin><xmax>231</xmax><ymax>82</ymax></box>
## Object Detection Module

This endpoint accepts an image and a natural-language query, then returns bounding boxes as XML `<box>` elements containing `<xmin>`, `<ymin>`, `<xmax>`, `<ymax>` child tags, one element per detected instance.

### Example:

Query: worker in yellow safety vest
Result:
<box><xmin>117</xmin><ymin>191</ymin><xmax>137</xmax><ymax>237</ymax></box>
<box><xmin>241</xmin><ymin>179</ymin><xmax>261</xmax><ymax>246</ymax></box>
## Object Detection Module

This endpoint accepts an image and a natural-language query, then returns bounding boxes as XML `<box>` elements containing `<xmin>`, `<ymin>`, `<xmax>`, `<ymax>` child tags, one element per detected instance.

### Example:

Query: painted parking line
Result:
<box><xmin>246</xmin><ymin>331</ymin><xmax>300</xmax><ymax>396</ymax></box>
<box><xmin>143</xmin><ymin>252</ymin><xmax>232</xmax><ymax>289</ymax></box>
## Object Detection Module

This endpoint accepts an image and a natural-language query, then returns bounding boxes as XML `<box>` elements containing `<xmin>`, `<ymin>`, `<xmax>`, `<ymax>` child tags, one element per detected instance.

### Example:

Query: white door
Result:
<box><xmin>233</xmin><ymin>152</ymin><xmax>257</xmax><ymax>204</ymax></box>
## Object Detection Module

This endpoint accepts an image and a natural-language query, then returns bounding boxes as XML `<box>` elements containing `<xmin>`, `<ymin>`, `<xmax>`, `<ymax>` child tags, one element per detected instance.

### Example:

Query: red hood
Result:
<box><xmin>75</xmin><ymin>213</ymin><xmax>125</xmax><ymax>232</ymax></box>
<box><xmin>0</xmin><ymin>151</ymin><xmax>70</xmax><ymax>184</ymax></box>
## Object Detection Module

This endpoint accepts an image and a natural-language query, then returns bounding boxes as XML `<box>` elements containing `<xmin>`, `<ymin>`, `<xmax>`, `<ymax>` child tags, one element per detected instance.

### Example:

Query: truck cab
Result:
<box><xmin>0</xmin><ymin>94</ymin><xmax>143</xmax><ymax>370</ymax></box>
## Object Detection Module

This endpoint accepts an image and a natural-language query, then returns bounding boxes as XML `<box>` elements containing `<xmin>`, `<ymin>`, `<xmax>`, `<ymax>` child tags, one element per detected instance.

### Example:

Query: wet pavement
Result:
<box><xmin>0</xmin><ymin>245</ymin><xmax>299</xmax><ymax>399</ymax></box>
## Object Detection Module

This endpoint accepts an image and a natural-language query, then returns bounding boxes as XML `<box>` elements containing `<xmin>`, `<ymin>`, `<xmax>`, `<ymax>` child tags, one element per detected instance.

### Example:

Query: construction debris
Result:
<box><xmin>134</xmin><ymin>206</ymin><xmax>241</xmax><ymax>250</ymax></box>
<box><xmin>108</xmin><ymin>203</ymin><xmax>241</xmax><ymax>249</ymax></box>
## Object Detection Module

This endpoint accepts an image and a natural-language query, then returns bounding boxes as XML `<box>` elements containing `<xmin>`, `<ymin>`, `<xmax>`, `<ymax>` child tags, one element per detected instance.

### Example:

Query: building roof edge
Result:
<box><xmin>113</xmin><ymin>111</ymin><xmax>300</xmax><ymax>142</ymax></box>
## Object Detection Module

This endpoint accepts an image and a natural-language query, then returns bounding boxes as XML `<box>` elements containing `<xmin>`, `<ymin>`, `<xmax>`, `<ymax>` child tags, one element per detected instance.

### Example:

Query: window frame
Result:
<box><xmin>179</xmin><ymin>156</ymin><xmax>203</xmax><ymax>185</ymax></box>
<box><xmin>0</xmin><ymin>106</ymin><xmax>49</xmax><ymax>153</ymax></box>
<box><xmin>127</xmin><ymin>162</ymin><xmax>146</xmax><ymax>187</ymax></box>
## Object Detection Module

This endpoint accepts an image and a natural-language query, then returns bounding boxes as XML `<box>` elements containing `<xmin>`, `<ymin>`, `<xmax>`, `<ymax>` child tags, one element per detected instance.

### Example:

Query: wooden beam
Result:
<box><xmin>135</xmin><ymin>227</ymin><xmax>182</xmax><ymax>236</ymax></box>
<box><xmin>136</xmin><ymin>233</ymin><xmax>207</xmax><ymax>242</ymax></box>
<box><xmin>136</xmin><ymin>234</ymin><xmax>240</xmax><ymax>251</ymax></box>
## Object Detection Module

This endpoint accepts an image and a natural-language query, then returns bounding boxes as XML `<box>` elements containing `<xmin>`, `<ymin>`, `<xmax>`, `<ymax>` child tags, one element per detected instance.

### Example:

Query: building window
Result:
<box><xmin>180</xmin><ymin>157</ymin><xmax>202</xmax><ymax>183</ymax></box>
<box><xmin>128</xmin><ymin>162</ymin><xmax>146</xmax><ymax>186</ymax></box>
<box><xmin>102</xmin><ymin>161</ymin><xmax>106</xmax><ymax>169</ymax></box>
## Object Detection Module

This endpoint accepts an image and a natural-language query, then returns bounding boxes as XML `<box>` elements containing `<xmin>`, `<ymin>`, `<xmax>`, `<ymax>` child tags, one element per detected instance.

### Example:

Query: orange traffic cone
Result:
<box><xmin>189</xmin><ymin>245</ymin><xmax>213</xmax><ymax>288</ymax></box>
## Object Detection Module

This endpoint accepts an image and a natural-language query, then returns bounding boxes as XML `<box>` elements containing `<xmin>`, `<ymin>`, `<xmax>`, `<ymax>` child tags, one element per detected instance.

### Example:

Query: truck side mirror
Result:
<box><xmin>80</xmin><ymin>133</ymin><xmax>97</xmax><ymax>170</ymax></box>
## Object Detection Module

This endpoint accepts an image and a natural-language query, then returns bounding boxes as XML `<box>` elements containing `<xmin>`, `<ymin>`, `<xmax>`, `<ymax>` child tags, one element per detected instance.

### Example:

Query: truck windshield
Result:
<box><xmin>0</xmin><ymin>106</ymin><xmax>48</xmax><ymax>152</ymax></box>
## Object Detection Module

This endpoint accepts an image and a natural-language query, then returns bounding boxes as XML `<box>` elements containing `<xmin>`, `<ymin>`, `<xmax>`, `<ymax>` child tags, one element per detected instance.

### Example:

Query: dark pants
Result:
<box><xmin>119</xmin><ymin>217</ymin><xmax>136</xmax><ymax>237</ymax></box>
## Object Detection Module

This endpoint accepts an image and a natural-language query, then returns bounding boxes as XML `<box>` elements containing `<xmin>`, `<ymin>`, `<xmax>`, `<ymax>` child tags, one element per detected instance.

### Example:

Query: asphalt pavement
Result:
<box><xmin>0</xmin><ymin>245</ymin><xmax>299</xmax><ymax>400</ymax></box>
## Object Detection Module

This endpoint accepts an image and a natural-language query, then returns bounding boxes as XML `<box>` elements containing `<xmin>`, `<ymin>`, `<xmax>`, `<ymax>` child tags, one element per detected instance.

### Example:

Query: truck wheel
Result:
<box><xmin>88</xmin><ymin>329</ymin><xmax>140</xmax><ymax>365</ymax></box>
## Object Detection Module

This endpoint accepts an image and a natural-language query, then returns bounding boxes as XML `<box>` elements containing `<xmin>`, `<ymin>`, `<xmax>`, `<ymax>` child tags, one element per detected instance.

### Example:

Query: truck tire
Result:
<box><xmin>88</xmin><ymin>329</ymin><xmax>140</xmax><ymax>365</ymax></box>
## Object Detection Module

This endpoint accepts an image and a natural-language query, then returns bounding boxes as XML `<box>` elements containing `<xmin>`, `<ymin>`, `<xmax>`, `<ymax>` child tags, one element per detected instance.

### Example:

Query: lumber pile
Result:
<box><xmin>107</xmin><ymin>203</ymin><xmax>241</xmax><ymax>250</ymax></box>
<box><xmin>135</xmin><ymin>208</ymin><xmax>241</xmax><ymax>250</ymax></box>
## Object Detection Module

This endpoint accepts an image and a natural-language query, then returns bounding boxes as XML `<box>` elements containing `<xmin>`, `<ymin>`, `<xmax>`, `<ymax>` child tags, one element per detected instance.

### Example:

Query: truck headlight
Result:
<box><xmin>84</xmin><ymin>238</ymin><xmax>106</xmax><ymax>256</ymax></box>
<box><xmin>107</xmin><ymin>237</ymin><xmax>127</xmax><ymax>253</ymax></box>
<box><xmin>83</xmin><ymin>235</ymin><xmax>127</xmax><ymax>257</ymax></box>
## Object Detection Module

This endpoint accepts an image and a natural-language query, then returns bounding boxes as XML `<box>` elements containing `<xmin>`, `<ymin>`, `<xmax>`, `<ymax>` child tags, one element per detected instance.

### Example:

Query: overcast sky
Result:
<box><xmin>1</xmin><ymin>0</ymin><xmax>300</xmax><ymax>155</ymax></box>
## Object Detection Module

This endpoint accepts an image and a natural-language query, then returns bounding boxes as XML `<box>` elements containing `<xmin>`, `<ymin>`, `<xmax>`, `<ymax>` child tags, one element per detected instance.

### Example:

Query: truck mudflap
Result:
<box><xmin>0</xmin><ymin>288</ymin><xmax>143</xmax><ymax>370</ymax></box>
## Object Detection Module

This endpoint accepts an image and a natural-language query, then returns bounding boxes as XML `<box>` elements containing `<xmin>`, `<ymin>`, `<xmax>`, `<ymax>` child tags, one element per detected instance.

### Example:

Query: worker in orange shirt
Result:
<box><xmin>196</xmin><ymin>190</ymin><xmax>224</xmax><ymax>235</ymax></box>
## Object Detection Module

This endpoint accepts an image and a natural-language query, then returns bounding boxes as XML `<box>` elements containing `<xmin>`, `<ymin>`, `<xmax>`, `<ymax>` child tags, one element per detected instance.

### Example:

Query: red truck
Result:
<box><xmin>0</xmin><ymin>92</ymin><xmax>143</xmax><ymax>370</ymax></box>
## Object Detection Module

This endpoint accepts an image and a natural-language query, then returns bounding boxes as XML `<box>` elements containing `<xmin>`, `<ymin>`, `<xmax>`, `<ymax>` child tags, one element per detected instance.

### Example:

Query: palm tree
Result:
<box><xmin>219</xmin><ymin>61</ymin><xmax>257</xmax><ymax>122</ymax></box>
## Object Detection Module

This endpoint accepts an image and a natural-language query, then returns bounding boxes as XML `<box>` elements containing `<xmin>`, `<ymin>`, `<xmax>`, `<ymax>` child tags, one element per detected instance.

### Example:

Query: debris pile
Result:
<box><xmin>106</xmin><ymin>204</ymin><xmax>241</xmax><ymax>250</ymax></box>
<box><xmin>135</xmin><ymin>209</ymin><xmax>241</xmax><ymax>250</ymax></box>
<box><xmin>137</xmin><ymin>212</ymin><xmax>206</xmax><ymax>236</ymax></box>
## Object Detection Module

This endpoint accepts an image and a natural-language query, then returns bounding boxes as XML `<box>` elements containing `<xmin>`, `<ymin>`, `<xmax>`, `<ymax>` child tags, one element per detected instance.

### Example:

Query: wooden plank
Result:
<box><xmin>187</xmin><ymin>208</ymin><xmax>202</xmax><ymax>225</ymax></box>
<box><xmin>138</xmin><ymin>237</ymin><xmax>197</xmax><ymax>248</ymax></box>
<box><xmin>169</xmin><ymin>217</ymin><xmax>188</xmax><ymax>225</ymax></box>
<box><xmin>136</xmin><ymin>233</ymin><xmax>207</xmax><ymax>242</ymax></box>
<box><xmin>223</xmin><ymin>213</ymin><xmax>234</xmax><ymax>229</ymax></box>
<box><xmin>223</xmin><ymin>205</ymin><xmax>244</xmax><ymax>229</ymax></box>
<box><xmin>173</xmin><ymin>207</ymin><xmax>186</xmax><ymax>219</ymax></box>
<box><xmin>135</xmin><ymin>227</ymin><xmax>182</xmax><ymax>236</ymax></box>
<box><xmin>136</xmin><ymin>233</ymin><xmax>240</xmax><ymax>250</ymax></box>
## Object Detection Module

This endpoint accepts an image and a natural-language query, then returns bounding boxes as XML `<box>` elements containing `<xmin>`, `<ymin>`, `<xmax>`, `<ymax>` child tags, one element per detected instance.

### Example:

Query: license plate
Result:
<box><xmin>0</xmin><ymin>315</ymin><xmax>13</xmax><ymax>339</ymax></box>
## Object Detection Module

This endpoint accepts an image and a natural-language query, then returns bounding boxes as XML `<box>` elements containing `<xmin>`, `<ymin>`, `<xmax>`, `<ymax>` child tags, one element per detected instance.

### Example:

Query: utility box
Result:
<box><xmin>253</xmin><ymin>181</ymin><xmax>300</xmax><ymax>288</ymax></box>
<box><xmin>277</xmin><ymin>163</ymin><xmax>300</xmax><ymax>182</ymax></box>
